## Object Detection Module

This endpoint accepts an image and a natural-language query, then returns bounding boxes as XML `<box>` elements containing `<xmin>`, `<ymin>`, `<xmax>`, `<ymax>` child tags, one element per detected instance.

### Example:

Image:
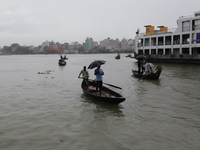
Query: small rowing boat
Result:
<box><xmin>81</xmin><ymin>80</ymin><xmax>125</xmax><ymax>104</ymax></box>
<box><xmin>58</xmin><ymin>59</ymin><xmax>66</xmax><ymax>66</ymax></box>
<box><xmin>132</xmin><ymin>70</ymin><xmax>161</xmax><ymax>79</ymax></box>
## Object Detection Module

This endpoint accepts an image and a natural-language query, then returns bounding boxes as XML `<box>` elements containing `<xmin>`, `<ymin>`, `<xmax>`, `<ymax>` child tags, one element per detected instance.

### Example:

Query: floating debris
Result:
<box><xmin>37</xmin><ymin>71</ymin><xmax>49</xmax><ymax>74</ymax></box>
<box><xmin>37</xmin><ymin>70</ymin><xmax>55</xmax><ymax>74</ymax></box>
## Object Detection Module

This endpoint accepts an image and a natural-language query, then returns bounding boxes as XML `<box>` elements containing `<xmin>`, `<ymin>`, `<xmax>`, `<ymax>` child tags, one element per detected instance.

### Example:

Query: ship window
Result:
<box><xmin>192</xmin><ymin>47</ymin><xmax>200</xmax><ymax>55</ymax></box>
<box><xmin>158</xmin><ymin>37</ymin><xmax>164</xmax><ymax>45</ymax></box>
<box><xmin>151</xmin><ymin>37</ymin><xmax>156</xmax><ymax>46</ymax></box>
<box><xmin>182</xmin><ymin>34</ymin><xmax>190</xmax><ymax>44</ymax></box>
<box><xmin>158</xmin><ymin>49</ymin><xmax>163</xmax><ymax>55</ymax></box>
<box><xmin>145</xmin><ymin>49</ymin><xmax>149</xmax><ymax>55</ymax></box>
<box><xmin>197</xmin><ymin>33</ymin><xmax>200</xmax><ymax>43</ymax></box>
<box><xmin>182</xmin><ymin>21</ymin><xmax>190</xmax><ymax>32</ymax></box>
<box><xmin>192</xmin><ymin>33</ymin><xmax>200</xmax><ymax>43</ymax></box>
<box><xmin>165</xmin><ymin>36</ymin><xmax>171</xmax><ymax>45</ymax></box>
<box><xmin>173</xmin><ymin>35</ymin><xmax>180</xmax><ymax>44</ymax></box>
<box><xmin>195</xmin><ymin>12</ymin><xmax>200</xmax><ymax>17</ymax></box>
<box><xmin>151</xmin><ymin>49</ymin><xmax>156</xmax><ymax>55</ymax></box>
<box><xmin>144</xmin><ymin>38</ymin><xmax>150</xmax><ymax>46</ymax></box>
<box><xmin>182</xmin><ymin>48</ymin><xmax>189</xmax><ymax>55</ymax></box>
<box><xmin>165</xmin><ymin>49</ymin><xmax>171</xmax><ymax>55</ymax></box>
<box><xmin>194</xmin><ymin>19</ymin><xmax>200</xmax><ymax>30</ymax></box>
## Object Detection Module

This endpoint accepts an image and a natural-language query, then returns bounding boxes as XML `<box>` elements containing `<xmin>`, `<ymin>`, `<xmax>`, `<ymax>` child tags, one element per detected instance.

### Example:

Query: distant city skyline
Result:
<box><xmin>0</xmin><ymin>37</ymin><xmax>134</xmax><ymax>55</ymax></box>
<box><xmin>0</xmin><ymin>37</ymin><xmax>134</xmax><ymax>48</ymax></box>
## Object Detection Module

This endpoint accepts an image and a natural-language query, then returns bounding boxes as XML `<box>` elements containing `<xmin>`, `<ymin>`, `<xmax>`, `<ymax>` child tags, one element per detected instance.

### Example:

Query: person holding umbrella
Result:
<box><xmin>138</xmin><ymin>59</ymin><xmax>142</xmax><ymax>74</ymax></box>
<box><xmin>142</xmin><ymin>58</ymin><xmax>146</xmax><ymax>74</ymax></box>
<box><xmin>94</xmin><ymin>65</ymin><xmax>104</xmax><ymax>92</ymax></box>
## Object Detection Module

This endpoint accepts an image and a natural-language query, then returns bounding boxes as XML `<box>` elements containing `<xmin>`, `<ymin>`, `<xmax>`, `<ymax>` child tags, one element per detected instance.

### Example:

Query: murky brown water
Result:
<box><xmin>0</xmin><ymin>54</ymin><xmax>199</xmax><ymax>150</ymax></box>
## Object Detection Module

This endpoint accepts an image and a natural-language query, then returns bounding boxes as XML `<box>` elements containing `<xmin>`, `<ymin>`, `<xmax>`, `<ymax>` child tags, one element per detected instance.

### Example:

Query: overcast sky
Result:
<box><xmin>0</xmin><ymin>0</ymin><xmax>199</xmax><ymax>47</ymax></box>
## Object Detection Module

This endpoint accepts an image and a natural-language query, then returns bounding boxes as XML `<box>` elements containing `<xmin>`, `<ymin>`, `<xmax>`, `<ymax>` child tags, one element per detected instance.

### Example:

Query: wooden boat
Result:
<box><xmin>132</xmin><ymin>70</ymin><xmax>161</xmax><ymax>79</ymax></box>
<box><xmin>81</xmin><ymin>80</ymin><xmax>126</xmax><ymax>104</ymax></box>
<box><xmin>115</xmin><ymin>53</ymin><xmax>120</xmax><ymax>59</ymax></box>
<box><xmin>126</xmin><ymin>53</ymin><xmax>132</xmax><ymax>57</ymax></box>
<box><xmin>115</xmin><ymin>55</ymin><xmax>120</xmax><ymax>59</ymax></box>
<box><xmin>58</xmin><ymin>59</ymin><xmax>66</xmax><ymax>66</ymax></box>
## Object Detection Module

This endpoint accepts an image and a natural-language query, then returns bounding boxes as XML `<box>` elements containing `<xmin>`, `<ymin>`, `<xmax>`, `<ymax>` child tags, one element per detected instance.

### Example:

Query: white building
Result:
<box><xmin>134</xmin><ymin>11</ymin><xmax>200</xmax><ymax>59</ymax></box>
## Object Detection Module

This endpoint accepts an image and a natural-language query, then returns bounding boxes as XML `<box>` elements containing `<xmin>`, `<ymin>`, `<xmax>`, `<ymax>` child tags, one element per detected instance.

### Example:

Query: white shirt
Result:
<box><xmin>80</xmin><ymin>70</ymin><xmax>89</xmax><ymax>79</ymax></box>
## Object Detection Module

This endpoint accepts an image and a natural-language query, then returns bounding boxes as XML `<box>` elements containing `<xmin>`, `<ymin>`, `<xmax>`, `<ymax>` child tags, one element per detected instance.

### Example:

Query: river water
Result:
<box><xmin>0</xmin><ymin>54</ymin><xmax>199</xmax><ymax>150</ymax></box>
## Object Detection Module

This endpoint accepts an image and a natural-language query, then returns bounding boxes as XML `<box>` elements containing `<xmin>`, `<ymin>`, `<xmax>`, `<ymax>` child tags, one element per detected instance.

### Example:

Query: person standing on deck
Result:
<box><xmin>94</xmin><ymin>65</ymin><xmax>104</xmax><ymax>92</ymax></box>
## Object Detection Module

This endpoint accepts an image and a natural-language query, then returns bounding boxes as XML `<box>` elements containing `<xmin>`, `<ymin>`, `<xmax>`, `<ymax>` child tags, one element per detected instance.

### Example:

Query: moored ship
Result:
<box><xmin>134</xmin><ymin>11</ymin><xmax>200</xmax><ymax>64</ymax></box>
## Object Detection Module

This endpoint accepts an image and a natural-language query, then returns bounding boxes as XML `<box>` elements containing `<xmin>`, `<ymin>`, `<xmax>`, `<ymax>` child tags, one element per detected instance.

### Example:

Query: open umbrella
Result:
<box><xmin>88</xmin><ymin>60</ymin><xmax>106</xmax><ymax>69</ymax></box>
<box><xmin>144</xmin><ymin>63</ymin><xmax>154</xmax><ymax>68</ymax></box>
<box><xmin>136</xmin><ymin>55</ymin><xmax>146</xmax><ymax>60</ymax></box>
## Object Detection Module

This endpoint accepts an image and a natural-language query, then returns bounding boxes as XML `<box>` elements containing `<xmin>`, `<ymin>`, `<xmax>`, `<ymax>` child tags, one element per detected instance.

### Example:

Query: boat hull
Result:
<box><xmin>132</xmin><ymin>70</ymin><xmax>160</xmax><ymax>79</ymax></box>
<box><xmin>81</xmin><ymin>80</ymin><xmax>125</xmax><ymax>104</ymax></box>
<box><xmin>58</xmin><ymin>59</ymin><xmax>66</xmax><ymax>66</ymax></box>
<box><xmin>115</xmin><ymin>56</ymin><xmax>120</xmax><ymax>59</ymax></box>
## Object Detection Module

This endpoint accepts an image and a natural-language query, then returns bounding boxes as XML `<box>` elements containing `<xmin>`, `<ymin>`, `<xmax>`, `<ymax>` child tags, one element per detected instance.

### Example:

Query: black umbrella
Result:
<box><xmin>136</xmin><ymin>55</ymin><xmax>146</xmax><ymax>60</ymax></box>
<box><xmin>88</xmin><ymin>60</ymin><xmax>106</xmax><ymax>69</ymax></box>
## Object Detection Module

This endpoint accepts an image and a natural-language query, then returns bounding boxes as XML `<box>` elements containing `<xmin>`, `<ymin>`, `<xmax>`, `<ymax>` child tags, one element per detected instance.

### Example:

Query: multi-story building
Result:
<box><xmin>100</xmin><ymin>37</ymin><xmax>134</xmax><ymax>51</ymax></box>
<box><xmin>134</xmin><ymin>11</ymin><xmax>200</xmax><ymax>63</ymax></box>
<box><xmin>85</xmin><ymin>37</ymin><xmax>93</xmax><ymax>50</ymax></box>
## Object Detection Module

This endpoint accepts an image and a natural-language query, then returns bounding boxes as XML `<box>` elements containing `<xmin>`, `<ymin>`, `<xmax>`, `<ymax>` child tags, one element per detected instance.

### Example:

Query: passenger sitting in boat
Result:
<box><xmin>143</xmin><ymin>63</ymin><xmax>153</xmax><ymax>75</ymax></box>
<box><xmin>60</xmin><ymin>55</ymin><xmax>63</xmax><ymax>59</ymax></box>
<box><xmin>144</xmin><ymin>66</ymin><xmax>153</xmax><ymax>75</ymax></box>
<box><xmin>154</xmin><ymin>65</ymin><xmax>162</xmax><ymax>74</ymax></box>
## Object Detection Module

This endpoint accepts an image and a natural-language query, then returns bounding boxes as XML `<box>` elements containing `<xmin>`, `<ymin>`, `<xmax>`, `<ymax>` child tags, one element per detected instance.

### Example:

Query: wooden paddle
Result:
<box><xmin>78</xmin><ymin>77</ymin><xmax>122</xmax><ymax>89</ymax></box>
<box><xmin>142</xmin><ymin>73</ymin><xmax>150</xmax><ymax>79</ymax></box>
<box><xmin>102</xmin><ymin>82</ymin><xmax>122</xmax><ymax>89</ymax></box>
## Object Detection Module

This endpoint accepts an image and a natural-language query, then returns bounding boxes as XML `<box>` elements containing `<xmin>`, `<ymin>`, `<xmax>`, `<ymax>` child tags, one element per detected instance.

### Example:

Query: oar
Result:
<box><xmin>102</xmin><ymin>82</ymin><xmax>122</xmax><ymax>89</ymax></box>
<box><xmin>78</xmin><ymin>77</ymin><xmax>93</xmax><ymax>82</ymax></box>
<box><xmin>78</xmin><ymin>77</ymin><xmax>122</xmax><ymax>89</ymax></box>
<box><xmin>142</xmin><ymin>73</ymin><xmax>150</xmax><ymax>79</ymax></box>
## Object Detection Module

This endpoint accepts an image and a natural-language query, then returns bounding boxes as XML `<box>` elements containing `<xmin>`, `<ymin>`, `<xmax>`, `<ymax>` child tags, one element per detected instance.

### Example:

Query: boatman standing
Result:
<box><xmin>78</xmin><ymin>66</ymin><xmax>89</xmax><ymax>79</ymax></box>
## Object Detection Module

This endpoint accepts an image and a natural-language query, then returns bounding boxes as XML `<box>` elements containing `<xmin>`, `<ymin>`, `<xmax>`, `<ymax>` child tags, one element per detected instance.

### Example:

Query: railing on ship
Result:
<box><xmin>138</xmin><ymin>28</ymin><xmax>177</xmax><ymax>36</ymax></box>
<box><xmin>136</xmin><ymin>54</ymin><xmax>200</xmax><ymax>59</ymax></box>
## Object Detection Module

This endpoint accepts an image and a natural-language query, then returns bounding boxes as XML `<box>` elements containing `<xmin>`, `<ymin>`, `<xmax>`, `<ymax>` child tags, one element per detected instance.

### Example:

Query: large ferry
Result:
<box><xmin>134</xmin><ymin>11</ymin><xmax>200</xmax><ymax>63</ymax></box>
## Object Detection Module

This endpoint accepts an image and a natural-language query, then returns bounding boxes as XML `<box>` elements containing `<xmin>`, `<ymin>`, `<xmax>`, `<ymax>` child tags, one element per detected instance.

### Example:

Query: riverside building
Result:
<box><xmin>134</xmin><ymin>11</ymin><xmax>200</xmax><ymax>63</ymax></box>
